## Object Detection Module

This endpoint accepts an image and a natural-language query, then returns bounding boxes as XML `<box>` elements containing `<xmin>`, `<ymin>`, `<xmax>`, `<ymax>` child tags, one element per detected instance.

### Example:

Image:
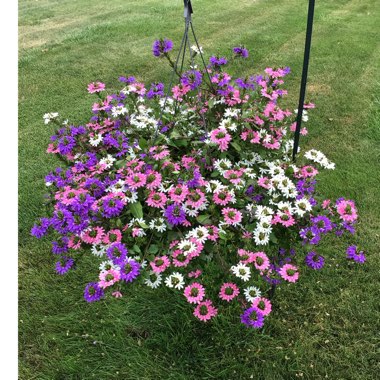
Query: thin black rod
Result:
<box><xmin>153</xmin><ymin>23</ymin><xmax>189</xmax><ymax>140</ymax></box>
<box><xmin>292</xmin><ymin>0</ymin><xmax>316</xmax><ymax>161</ymax></box>
<box><xmin>189</xmin><ymin>22</ymin><xmax>215</xmax><ymax>93</ymax></box>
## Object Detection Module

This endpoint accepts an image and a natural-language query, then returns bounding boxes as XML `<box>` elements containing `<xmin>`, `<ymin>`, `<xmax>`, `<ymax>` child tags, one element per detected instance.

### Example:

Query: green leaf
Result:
<box><xmin>269</xmin><ymin>233</ymin><xmax>278</xmax><ymax>244</ymax></box>
<box><xmin>148</xmin><ymin>244</ymin><xmax>159</xmax><ymax>254</ymax></box>
<box><xmin>231</xmin><ymin>140</ymin><xmax>242</xmax><ymax>152</ymax></box>
<box><xmin>175</xmin><ymin>139</ymin><xmax>188</xmax><ymax>147</ymax></box>
<box><xmin>133</xmin><ymin>245</ymin><xmax>141</xmax><ymax>254</ymax></box>
<box><xmin>139</xmin><ymin>137</ymin><xmax>148</xmax><ymax>150</ymax></box>
<box><xmin>196</xmin><ymin>214</ymin><xmax>211</xmax><ymax>225</ymax></box>
<box><xmin>129</xmin><ymin>202</ymin><xmax>143</xmax><ymax>219</ymax></box>
<box><xmin>115</xmin><ymin>159</ymin><xmax>126</xmax><ymax>169</ymax></box>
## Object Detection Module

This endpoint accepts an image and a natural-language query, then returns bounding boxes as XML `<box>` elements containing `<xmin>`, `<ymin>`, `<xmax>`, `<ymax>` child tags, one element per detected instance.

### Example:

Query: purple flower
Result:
<box><xmin>299</xmin><ymin>226</ymin><xmax>321</xmax><ymax>245</ymax></box>
<box><xmin>58</xmin><ymin>135</ymin><xmax>76</xmax><ymax>155</ymax></box>
<box><xmin>235</xmin><ymin>77</ymin><xmax>255</xmax><ymax>90</ymax></box>
<box><xmin>71</xmin><ymin>194</ymin><xmax>95</xmax><ymax>213</ymax></box>
<box><xmin>233</xmin><ymin>46</ymin><xmax>249</xmax><ymax>58</ymax></box>
<box><xmin>55</xmin><ymin>256</ymin><xmax>74</xmax><ymax>275</ymax></box>
<box><xmin>181</xmin><ymin>70</ymin><xmax>202</xmax><ymax>90</ymax></box>
<box><xmin>119</xmin><ymin>76</ymin><xmax>136</xmax><ymax>83</ymax></box>
<box><xmin>311</xmin><ymin>215</ymin><xmax>333</xmax><ymax>234</ymax></box>
<box><xmin>186</xmin><ymin>169</ymin><xmax>201</xmax><ymax>188</ymax></box>
<box><xmin>107</xmin><ymin>243</ymin><xmax>128</xmax><ymax>265</ymax></box>
<box><xmin>52</xmin><ymin>237</ymin><xmax>69</xmax><ymax>255</ymax></box>
<box><xmin>120</xmin><ymin>258</ymin><xmax>140</xmax><ymax>282</ymax></box>
<box><xmin>31</xmin><ymin>217</ymin><xmax>51</xmax><ymax>238</ymax></box>
<box><xmin>209</xmin><ymin>56</ymin><xmax>228</xmax><ymax>68</ymax></box>
<box><xmin>102</xmin><ymin>197</ymin><xmax>124</xmax><ymax>218</ymax></box>
<box><xmin>305</xmin><ymin>251</ymin><xmax>325</xmax><ymax>270</ymax></box>
<box><xmin>146</xmin><ymin>82</ymin><xmax>164</xmax><ymax>99</ymax></box>
<box><xmin>346</xmin><ymin>245</ymin><xmax>366</xmax><ymax>264</ymax></box>
<box><xmin>152</xmin><ymin>38</ymin><xmax>173</xmax><ymax>57</ymax></box>
<box><xmin>84</xmin><ymin>178</ymin><xmax>105</xmax><ymax>198</ymax></box>
<box><xmin>240</xmin><ymin>307</ymin><xmax>265</xmax><ymax>328</ymax></box>
<box><xmin>84</xmin><ymin>282</ymin><xmax>104</xmax><ymax>303</ymax></box>
<box><xmin>164</xmin><ymin>204</ymin><xmax>186</xmax><ymax>225</ymax></box>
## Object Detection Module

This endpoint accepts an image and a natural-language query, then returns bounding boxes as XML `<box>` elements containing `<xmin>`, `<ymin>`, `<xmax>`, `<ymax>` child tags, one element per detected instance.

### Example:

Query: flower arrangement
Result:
<box><xmin>32</xmin><ymin>39</ymin><xmax>365</xmax><ymax>328</ymax></box>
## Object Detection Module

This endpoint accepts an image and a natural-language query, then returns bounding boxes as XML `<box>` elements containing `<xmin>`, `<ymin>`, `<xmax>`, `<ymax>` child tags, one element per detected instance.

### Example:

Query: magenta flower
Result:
<box><xmin>219</xmin><ymin>282</ymin><xmax>239</xmax><ymax>302</ymax></box>
<box><xmin>87</xmin><ymin>82</ymin><xmax>106</xmax><ymax>94</ymax></box>
<box><xmin>184</xmin><ymin>282</ymin><xmax>205</xmax><ymax>304</ymax></box>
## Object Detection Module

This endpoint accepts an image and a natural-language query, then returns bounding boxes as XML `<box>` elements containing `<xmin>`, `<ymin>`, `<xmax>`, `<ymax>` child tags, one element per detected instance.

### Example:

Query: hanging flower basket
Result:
<box><xmin>32</xmin><ymin>37</ymin><xmax>365</xmax><ymax>329</ymax></box>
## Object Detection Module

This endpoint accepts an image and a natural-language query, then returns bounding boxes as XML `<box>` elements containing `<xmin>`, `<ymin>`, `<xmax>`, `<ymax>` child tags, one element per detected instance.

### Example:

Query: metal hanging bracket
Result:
<box><xmin>183</xmin><ymin>0</ymin><xmax>193</xmax><ymax>21</ymax></box>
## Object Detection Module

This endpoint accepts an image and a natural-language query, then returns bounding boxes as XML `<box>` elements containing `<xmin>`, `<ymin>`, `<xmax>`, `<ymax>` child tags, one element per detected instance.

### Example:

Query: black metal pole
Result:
<box><xmin>292</xmin><ymin>0</ymin><xmax>316</xmax><ymax>161</ymax></box>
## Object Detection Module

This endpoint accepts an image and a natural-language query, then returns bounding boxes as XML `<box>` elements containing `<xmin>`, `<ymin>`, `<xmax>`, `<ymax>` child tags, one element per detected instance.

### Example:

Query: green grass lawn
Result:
<box><xmin>19</xmin><ymin>0</ymin><xmax>380</xmax><ymax>378</ymax></box>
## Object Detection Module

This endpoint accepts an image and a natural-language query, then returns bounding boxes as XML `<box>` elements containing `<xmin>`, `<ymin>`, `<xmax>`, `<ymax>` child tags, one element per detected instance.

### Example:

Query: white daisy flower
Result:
<box><xmin>253</xmin><ymin>230</ymin><xmax>270</xmax><ymax>246</ymax></box>
<box><xmin>255</xmin><ymin>206</ymin><xmax>274</xmax><ymax>220</ymax></box>
<box><xmin>191</xmin><ymin>45</ymin><xmax>204</xmax><ymax>54</ymax></box>
<box><xmin>231</xmin><ymin>263</ymin><xmax>251</xmax><ymax>282</ymax></box>
<box><xmin>144</xmin><ymin>272</ymin><xmax>162</xmax><ymax>289</ymax></box>
<box><xmin>111</xmin><ymin>105</ymin><xmax>127</xmax><ymax>117</ymax></box>
<box><xmin>91</xmin><ymin>244</ymin><xmax>107</xmax><ymax>257</ymax></box>
<box><xmin>99</xmin><ymin>154</ymin><xmax>116</xmax><ymax>169</ymax></box>
<box><xmin>294</xmin><ymin>198</ymin><xmax>312</xmax><ymax>217</ymax></box>
<box><xmin>106</xmin><ymin>179</ymin><xmax>126</xmax><ymax>193</ymax></box>
<box><xmin>186</xmin><ymin>227</ymin><xmax>209</xmax><ymax>243</ymax></box>
<box><xmin>154</xmin><ymin>218</ymin><xmax>167</xmax><ymax>233</ymax></box>
<box><xmin>213</xmin><ymin>158</ymin><xmax>232</xmax><ymax>173</ymax></box>
<box><xmin>164</xmin><ymin>272</ymin><xmax>185</xmax><ymax>290</ymax></box>
<box><xmin>89</xmin><ymin>133</ymin><xmax>103</xmax><ymax>147</ymax></box>
<box><xmin>244</xmin><ymin>286</ymin><xmax>262</xmax><ymax>302</ymax></box>
<box><xmin>205</xmin><ymin>180</ymin><xmax>225</xmax><ymax>194</ymax></box>
<box><xmin>43</xmin><ymin>112</ymin><xmax>59</xmax><ymax>124</ymax></box>
<box><xmin>99</xmin><ymin>260</ymin><xmax>120</xmax><ymax>272</ymax></box>
<box><xmin>178</xmin><ymin>239</ymin><xmax>197</xmax><ymax>255</ymax></box>
<box><xmin>123</xmin><ymin>190</ymin><xmax>138</xmax><ymax>204</ymax></box>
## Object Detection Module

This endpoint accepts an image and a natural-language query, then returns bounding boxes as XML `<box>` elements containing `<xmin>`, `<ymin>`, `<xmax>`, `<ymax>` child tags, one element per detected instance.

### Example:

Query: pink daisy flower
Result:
<box><xmin>112</xmin><ymin>291</ymin><xmax>123</xmax><ymax>298</ymax></box>
<box><xmin>252</xmin><ymin>252</ymin><xmax>270</xmax><ymax>271</ymax></box>
<box><xmin>237</xmin><ymin>249</ymin><xmax>255</xmax><ymax>264</ymax></box>
<box><xmin>81</xmin><ymin>226</ymin><xmax>105</xmax><ymax>244</ymax></box>
<box><xmin>257</xmin><ymin>176</ymin><xmax>272</xmax><ymax>189</ymax></box>
<box><xmin>126</xmin><ymin>173</ymin><xmax>146</xmax><ymax>190</ymax></box>
<box><xmin>322</xmin><ymin>199</ymin><xmax>331</xmax><ymax>209</ymax></box>
<box><xmin>172</xmin><ymin>83</ymin><xmax>191</xmax><ymax>101</ymax></box>
<box><xmin>150</xmin><ymin>255</ymin><xmax>170</xmax><ymax>273</ymax></box>
<box><xmin>193</xmin><ymin>300</ymin><xmax>218</xmax><ymax>322</ymax></box>
<box><xmin>240</xmin><ymin>129</ymin><xmax>261</xmax><ymax>144</ymax></box>
<box><xmin>169</xmin><ymin>184</ymin><xmax>189</xmax><ymax>203</ymax></box>
<box><xmin>242</xmin><ymin>231</ymin><xmax>253</xmax><ymax>239</ymax></box>
<box><xmin>251</xmin><ymin>297</ymin><xmax>272</xmax><ymax>316</ymax></box>
<box><xmin>336</xmin><ymin>199</ymin><xmax>358</xmax><ymax>222</ymax></box>
<box><xmin>186</xmin><ymin>189</ymin><xmax>206</xmax><ymax>209</ymax></box>
<box><xmin>149</xmin><ymin>146</ymin><xmax>170</xmax><ymax>160</ymax></box>
<box><xmin>87</xmin><ymin>82</ymin><xmax>106</xmax><ymax>94</ymax></box>
<box><xmin>213</xmin><ymin>190</ymin><xmax>233</xmax><ymax>206</ymax></box>
<box><xmin>184</xmin><ymin>282</ymin><xmax>205</xmax><ymax>304</ymax></box>
<box><xmin>279</xmin><ymin>264</ymin><xmax>299</xmax><ymax>283</ymax></box>
<box><xmin>222</xmin><ymin>207</ymin><xmax>242</xmax><ymax>226</ymax></box>
<box><xmin>145</xmin><ymin>171</ymin><xmax>162</xmax><ymax>190</ymax></box>
<box><xmin>146</xmin><ymin>191</ymin><xmax>167</xmax><ymax>208</ymax></box>
<box><xmin>205</xmin><ymin>225</ymin><xmax>219</xmax><ymax>241</ymax></box>
<box><xmin>172</xmin><ymin>249</ymin><xmax>191</xmax><ymax>267</ymax></box>
<box><xmin>301</xmin><ymin>165</ymin><xmax>319</xmax><ymax>178</ymax></box>
<box><xmin>219</xmin><ymin>282</ymin><xmax>240</xmax><ymax>302</ymax></box>
<box><xmin>223</xmin><ymin>169</ymin><xmax>244</xmax><ymax>185</ymax></box>
<box><xmin>272</xmin><ymin>211</ymin><xmax>296</xmax><ymax>228</ymax></box>
<box><xmin>188</xmin><ymin>269</ymin><xmax>202</xmax><ymax>279</ymax></box>
<box><xmin>68</xmin><ymin>235</ymin><xmax>82</xmax><ymax>250</ymax></box>
<box><xmin>103</xmin><ymin>229</ymin><xmax>122</xmax><ymax>245</ymax></box>
<box><xmin>99</xmin><ymin>269</ymin><xmax>121</xmax><ymax>288</ymax></box>
<box><xmin>210</xmin><ymin>128</ymin><xmax>232</xmax><ymax>152</ymax></box>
